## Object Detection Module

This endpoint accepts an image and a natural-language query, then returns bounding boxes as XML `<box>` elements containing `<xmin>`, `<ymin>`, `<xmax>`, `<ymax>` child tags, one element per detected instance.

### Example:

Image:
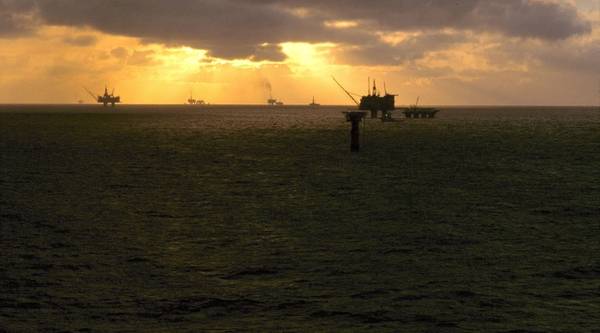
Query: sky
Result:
<box><xmin>0</xmin><ymin>0</ymin><xmax>599</xmax><ymax>105</ymax></box>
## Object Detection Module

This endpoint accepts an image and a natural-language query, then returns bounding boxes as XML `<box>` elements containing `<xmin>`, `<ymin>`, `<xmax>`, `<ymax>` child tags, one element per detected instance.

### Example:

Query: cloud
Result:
<box><xmin>128</xmin><ymin>50</ymin><xmax>159</xmax><ymax>66</ymax></box>
<box><xmin>265</xmin><ymin>0</ymin><xmax>591</xmax><ymax>39</ymax></box>
<box><xmin>110</xmin><ymin>47</ymin><xmax>129</xmax><ymax>60</ymax></box>
<box><xmin>334</xmin><ymin>32</ymin><xmax>471</xmax><ymax>66</ymax></box>
<box><xmin>62</xmin><ymin>34</ymin><xmax>97</xmax><ymax>46</ymax></box>
<box><xmin>33</xmin><ymin>0</ymin><xmax>330</xmax><ymax>60</ymax></box>
<box><xmin>0</xmin><ymin>0</ymin><xmax>597</xmax><ymax>89</ymax></box>
<box><xmin>486</xmin><ymin>33</ymin><xmax>600</xmax><ymax>74</ymax></box>
<box><xmin>251</xmin><ymin>44</ymin><xmax>287</xmax><ymax>62</ymax></box>
<box><xmin>45</xmin><ymin>62</ymin><xmax>80</xmax><ymax>77</ymax></box>
<box><xmin>2</xmin><ymin>0</ymin><xmax>589</xmax><ymax>61</ymax></box>
<box><xmin>0</xmin><ymin>0</ymin><xmax>37</xmax><ymax>37</ymax></box>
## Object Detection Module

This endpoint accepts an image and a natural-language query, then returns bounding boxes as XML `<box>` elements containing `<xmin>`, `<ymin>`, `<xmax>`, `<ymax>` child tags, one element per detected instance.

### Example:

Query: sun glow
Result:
<box><xmin>1</xmin><ymin>0</ymin><xmax>596</xmax><ymax>106</ymax></box>
<box><xmin>280</xmin><ymin>42</ymin><xmax>335</xmax><ymax>75</ymax></box>
<box><xmin>324</xmin><ymin>20</ymin><xmax>359</xmax><ymax>29</ymax></box>
<box><xmin>156</xmin><ymin>47</ymin><xmax>207</xmax><ymax>71</ymax></box>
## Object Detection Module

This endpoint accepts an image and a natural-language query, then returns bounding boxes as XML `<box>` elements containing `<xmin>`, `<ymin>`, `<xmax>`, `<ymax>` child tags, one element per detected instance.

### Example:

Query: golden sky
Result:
<box><xmin>0</xmin><ymin>0</ymin><xmax>599</xmax><ymax>105</ymax></box>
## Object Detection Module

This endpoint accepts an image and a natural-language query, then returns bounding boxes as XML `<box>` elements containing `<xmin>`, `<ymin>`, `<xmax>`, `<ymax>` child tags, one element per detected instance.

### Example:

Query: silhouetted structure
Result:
<box><xmin>343</xmin><ymin>111</ymin><xmax>367</xmax><ymax>152</ymax></box>
<box><xmin>85</xmin><ymin>86</ymin><xmax>121</xmax><ymax>107</ymax></box>
<box><xmin>597</xmin><ymin>78</ymin><xmax>600</xmax><ymax>111</ymax></box>
<box><xmin>333</xmin><ymin>77</ymin><xmax>441</xmax><ymax>123</ymax></box>
<box><xmin>332</xmin><ymin>76</ymin><xmax>397</xmax><ymax>121</ymax></box>
<box><xmin>266</xmin><ymin>85</ymin><xmax>284</xmax><ymax>106</ymax></box>
<box><xmin>360</xmin><ymin>79</ymin><xmax>396</xmax><ymax>119</ymax></box>
<box><xmin>309</xmin><ymin>96</ymin><xmax>320</xmax><ymax>108</ymax></box>
<box><xmin>401</xmin><ymin>97</ymin><xmax>439</xmax><ymax>118</ymax></box>
<box><xmin>187</xmin><ymin>91</ymin><xmax>205</xmax><ymax>105</ymax></box>
<box><xmin>267</xmin><ymin>95</ymin><xmax>284</xmax><ymax>106</ymax></box>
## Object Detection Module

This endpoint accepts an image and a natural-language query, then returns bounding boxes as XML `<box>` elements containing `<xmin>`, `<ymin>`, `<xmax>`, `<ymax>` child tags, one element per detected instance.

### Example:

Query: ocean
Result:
<box><xmin>1</xmin><ymin>105</ymin><xmax>599</xmax><ymax>332</ymax></box>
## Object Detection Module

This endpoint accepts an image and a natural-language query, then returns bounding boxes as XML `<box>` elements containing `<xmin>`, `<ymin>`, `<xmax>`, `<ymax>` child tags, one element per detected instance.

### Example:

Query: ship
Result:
<box><xmin>84</xmin><ymin>86</ymin><xmax>121</xmax><ymax>107</ymax></box>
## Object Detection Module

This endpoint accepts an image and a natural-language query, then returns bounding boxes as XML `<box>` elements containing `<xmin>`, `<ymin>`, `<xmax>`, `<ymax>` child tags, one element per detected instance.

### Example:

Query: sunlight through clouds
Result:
<box><xmin>280</xmin><ymin>42</ymin><xmax>335</xmax><ymax>76</ymax></box>
<box><xmin>0</xmin><ymin>0</ymin><xmax>598</xmax><ymax>105</ymax></box>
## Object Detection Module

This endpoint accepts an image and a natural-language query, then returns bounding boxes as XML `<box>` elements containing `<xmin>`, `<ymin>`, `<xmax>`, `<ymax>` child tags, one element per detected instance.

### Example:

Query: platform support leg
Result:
<box><xmin>351</xmin><ymin>119</ymin><xmax>361</xmax><ymax>152</ymax></box>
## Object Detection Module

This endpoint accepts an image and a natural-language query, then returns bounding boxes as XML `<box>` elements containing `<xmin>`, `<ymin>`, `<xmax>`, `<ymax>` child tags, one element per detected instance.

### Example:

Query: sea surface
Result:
<box><xmin>1</xmin><ymin>105</ymin><xmax>599</xmax><ymax>332</ymax></box>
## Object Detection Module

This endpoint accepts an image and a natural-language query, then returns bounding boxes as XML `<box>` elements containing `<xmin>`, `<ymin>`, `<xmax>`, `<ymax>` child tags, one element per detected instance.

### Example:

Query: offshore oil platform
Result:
<box><xmin>84</xmin><ymin>86</ymin><xmax>121</xmax><ymax>107</ymax></box>
<box><xmin>333</xmin><ymin>77</ymin><xmax>439</xmax><ymax>120</ymax></box>
<box><xmin>309</xmin><ymin>96</ymin><xmax>320</xmax><ymax>108</ymax></box>
<box><xmin>402</xmin><ymin>97</ymin><xmax>439</xmax><ymax>118</ymax></box>
<box><xmin>360</xmin><ymin>79</ymin><xmax>396</xmax><ymax>120</ymax></box>
<box><xmin>187</xmin><ymin>91</ymin><xmax>206</xmax><ymax>105</ymax></box>
<box><xmin>267</xmin><ymin>94</ymin><xmax>284</xmax><ymax>106</ymax></box>
<box><xmin>265</xmin><ymin>81</ymin><xmax>284</xmax><ymax>105</ymax></box>
<box><xmin>333</xmin><ymin>77</ymin><xmax>397</xmax><ymax>121</ymax></box>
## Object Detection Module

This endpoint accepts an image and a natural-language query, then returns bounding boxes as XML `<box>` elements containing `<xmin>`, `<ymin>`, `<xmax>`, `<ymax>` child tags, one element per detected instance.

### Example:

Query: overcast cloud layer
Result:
<box><xmin>0</xmin><ymin>0</ymin><xmax>598</xmax><ymax>105</ymax></box>
<box><xmin>0</xmin><ymin>0</ymin><xmax>592</xmax><ymax>61</ymax></box>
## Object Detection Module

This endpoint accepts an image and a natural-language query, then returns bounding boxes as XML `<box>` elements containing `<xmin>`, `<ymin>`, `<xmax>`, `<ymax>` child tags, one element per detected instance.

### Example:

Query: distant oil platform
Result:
<box><xmin>84</xmin><ymin>86</ymin><xmax>121</xmax><ymax>107</ymax></box>
<box><xmin>187</xmin><ymin>91</ymin><xmax>206</xmax><ymax>105</ymax></box>
<box><xmin>265</xmin><ymin>81</ymin><xmax>284</xmax><ymax>106</ymax></box>
<box><xmin>309</xmin><ymin>96</ymin><xmax>320</xmax><ymax>108</ymax></box>
<box><xmin>267</xmin><ymin>94</ymin><xmax>284</xmax><ymax>106</ymax></box>
<box><xmin>402</xmin><ymin>97</ymin><xmax>439</xmax><ymax>118</ymax></box>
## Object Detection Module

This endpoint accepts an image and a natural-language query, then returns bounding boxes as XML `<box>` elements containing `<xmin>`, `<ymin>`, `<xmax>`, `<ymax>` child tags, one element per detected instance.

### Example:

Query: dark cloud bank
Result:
<box><xmin>0</xmin><ymin>0</ymin><xmax>592</xmax><ymax>64</ymax></box>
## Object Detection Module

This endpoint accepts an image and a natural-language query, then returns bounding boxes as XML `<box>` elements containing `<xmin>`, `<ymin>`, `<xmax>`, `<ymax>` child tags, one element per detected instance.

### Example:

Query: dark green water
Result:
<box><xmin>1</xmin><ymin>105</ymin><xmax>599</xmax><ymax>332</ymax></box>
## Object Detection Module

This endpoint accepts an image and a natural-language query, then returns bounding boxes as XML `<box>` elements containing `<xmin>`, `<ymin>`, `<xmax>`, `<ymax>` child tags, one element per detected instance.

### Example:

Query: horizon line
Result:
<box><xmin>0</xmin><ymin>103</ymin><xmax>598</xmax><ymax>108</ymax></box>
<box><xmin>0</xmin><ymin>102</ymin><xmax>600</xmax><ymax>109</ymax></box>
